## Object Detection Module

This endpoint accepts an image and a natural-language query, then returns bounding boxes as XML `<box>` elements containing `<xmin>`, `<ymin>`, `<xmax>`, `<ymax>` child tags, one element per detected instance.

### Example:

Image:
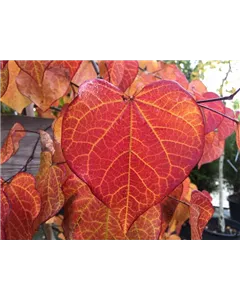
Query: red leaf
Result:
<box><xmin>218</xmin><ymin>107</ymin><xmax>236</xmax><ymax>140</ymax></box>
<box><xmin>0</xmin><ymin>123</ymin><xmax>26</xmax><ymax>164</ymax></box>
<box><xmin>190</xmin><ymin>190</ymin><xmax>214</xmax><ymax>240</ymax></box>
<box><xmin>16</xmin><ymin>66</ymin><xmax>71</xmax><ymax>112</ymax></box>
<box><xmin>1</xmin><ymin>184</ymin><xmax>10</xmax><ymax>240</ymax></box>
<box><xmin>100</xmin><ymin>61</ymin><xmax>138</xmax><ymax>92</ymax></box>
<box><xmin>0</xmin><ymin>61</ymin><xmax>31</xmax><ymax>113</ymax></box>
<box><xmin>199</xmin><ymin>92</ymin><xmax>225</xmax><ymax>134</ymax></box>
<box><xmin>62</xmin><ymin>175</ymin><xmax>126</xmax><ymax>240</ymax></box>
<box><xmin>15</xmin><ymin>60</ymin><xmax>52</xmax><ymax>84</ymax></box>
<box><xmin>35</xmin><ymin>152</ymin><xmax>66</xmax><ymax>226</ymax></box>
<box><xmin>50</xmin><ymin>61</ymin><xmax>82</xmax><ymax>79</ymax></box>
<box><xmin>201</xmin><ymin>190</ymin><xmax>212</xmax><ymax>201</ymax></box>
<box><xmin>3</xmin><ymin>173</ymin><xmax>41</xmax><ymax>240</ymax></box>
<box><xmin>62</xmin><ymin>79</ymin><xmax>204</xmax><ymax>233</ymax></box>
<box><xmin>0</xmin><ymin>61</ymin><xmax>9</xmax><ymax>97</ymax></box>
<box><xmin>127</xmin><ymin>204</ymin><xmax>162</xmax><ymax>240</ymax></box>
<box><xmin>198</xmin><ymin>131</ymin><xmax>225</xmax><ymax>168</ymax></box>
<box><xmin>0</xmin><ymin>61</ymin><xmax>8</xmax><ymax>69</ymax></box>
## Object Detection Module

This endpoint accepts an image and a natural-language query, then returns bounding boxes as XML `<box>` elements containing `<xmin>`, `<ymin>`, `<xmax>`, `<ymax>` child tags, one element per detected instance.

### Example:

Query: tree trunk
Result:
<box><xmin>218</xmin><ymin>152</ymin><xmax>225</xmax><ymax>232</ymax></box>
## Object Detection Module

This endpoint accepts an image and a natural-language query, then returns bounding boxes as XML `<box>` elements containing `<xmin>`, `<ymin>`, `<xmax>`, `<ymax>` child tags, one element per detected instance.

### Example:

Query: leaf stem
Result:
<box><xmin>91</xmin><ymin>60</ymin><xmax>101</xmax><ymax>78</ymax></box>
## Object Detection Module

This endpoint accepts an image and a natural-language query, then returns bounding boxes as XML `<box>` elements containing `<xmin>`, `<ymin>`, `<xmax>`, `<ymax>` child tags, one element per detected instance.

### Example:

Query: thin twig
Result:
<box><xmin>138</xmin><ymin>66</ymin><xmax>162</xmax><ymax>80</ymax></box>
<box><xmin>15</xmin><ymin>130</ymin><xmax>40</xmax><ymax>135</ymax></box>
<box><xmin>91</xmin><ymin>60</ymin><xmax>101</xmax><ymax>78</ymax></box>
<box><xmin>168</xmin><ymin>195</ymin><xmax>190</xmax><ymax>206</ymax></box>
<box><xmin>197</xmin><ymin>88</ymin><xmax>240</xmax><ymax>104</ymax></box>
<box><xmin>70</xmin><ymin>81</ymin><xmax>79</xmax><ymax>89</ymax></box>
<box><xmin>198</xmin><ymin>104</ymin><xmax>239</xmax><ymax>124</ymax></box>
<box><xmin>3</xmin><ymin>125</ymin><xmax>51</xmax><ymax>184</ymax></box>
<box><xmin>219</xmin><ymin>61</ymin><xmax>232</xmax><ymax>98</ymax></box>
<box><xmin>50</xmin><ymin>106</ymin><xmax>62</xmax><ymax>112</ymax></box>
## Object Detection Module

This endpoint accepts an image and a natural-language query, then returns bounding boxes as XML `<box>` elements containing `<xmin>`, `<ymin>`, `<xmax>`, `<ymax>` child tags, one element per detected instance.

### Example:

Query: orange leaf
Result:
<box><xmin>188</xmin><ymin>80</ymin><xmax>207</xmax><ymax>98</ymax></box>
<box><xmin>3</xmin><ymin>173</ymin><xmax>41</xmax><ymax>239</ymax></box>
<box><xmin>0</xmin><ymin>123</ymin><xmax>26</xmax><ymax>164</ymax></box>
<box><xmin>72</xmin><ymin>61</ymin><xmax>96</xmax><ymax>86</ymax></box>
<box><xmin>0</xmin><ymin>61</ymin><xmax>31</xmax><ymax>113</ymax></box>
<box><xmin>127</xmin><ymin>204</ymin><xmax>162</xmax><ymax>240</ymax></box>
<box><xmin>62</xmin><ymin>175</ymin><xmax>126</xmax><ymax>240</ymax></box>
<box><xmin>35</xmin><ymin>153</ymin><xmax>66</xmax><ymax>226</ymax></box>
<box><xmin>138</xmin><ymin>60</ymin><xmax>159</xmax><ymax>72</ymax></box>
<box><xmin>180</xmin><ymin>177</ymin><xmax>191</xmax><ymax>200</ymax></box>
<box><xmin>1</xmin><ymin>185</ymin><xmax>10</xmax><ymax>240</ymax></box>
<box><xmin>52</xmin><ymin>104</ymin><xmax>69</xmax><ymax>143</ymax></box>
<box><xmin>138</xmin><ymin>61</ymin><xmax>189</xmax><ymax>90</ymax></box>
<box><xmin>0</xmin><ymin>61</ymin><xmax>9</xmax><ymax>97</ymax></box>
<box><xmin>190</xmin><ymin>190</ymin><xmax>214</xmax><ymax>240</ymax></box>
<box><xmin>36</xmin><ymin>107</ymin><xmax>56</xmax><ymax>119</ymax></box>
<box><xmin>15</xmin><ymin>60</ymin><xmax>52</xmax><ymax>84</ymax></box>
<box><xmin>236</xmin><ymin>123</ymin><xmax>240</xmax><ymax>150</ymax></box>
<box><xmin>39</xmin><ymin>130</ymin><xmax>55</xmax><ymax>155</ymax></box>
<box><xmin>218</xmin><ymin>107</ymin><xmax>236</xmax><ymax>140</ymax></box>
<box><xmin>160</xmin><ymin>184</ymin><xmax>184</xmax><ymax>238</ymax></box>
<box><xmin>16</xmin><ymin>65</ymin><xmax>72</xmax><ymax>112</ymax></box>
<box><xmin>157</xmin><ymin>62</ymin><xmax>189</xmax><ymax>90</ymax></box>
<box><xmin>163</xmin><ymin>182</ymin><xmax>198</xmax><ymax>237</ymax></box>
<box><xmin>62</xmin><ymin>79</ymin><xmax>205</xmax><ymax>233</ymax></box>
<box><xmin>164</xmin><ymin>234</ymin><xmax>181</xmax><ymax>240</ymax></box>
<box><xmin>198</xmin><ymin>131</ymin><xmax>225</xmax><ymax>168</ymax></box>
<box><xmin>126</xmin><ymin>73</ymin><xmax>154</xmax><ymax>96</ymax></box>
<box><xmin>99</xmin><ymin>61</ymin><xmax>139</xmax><ymax>92</ymax></box>
<box><xmin>58</xmin><ymin>233</ymin><xmax>65</xmax><ymax>240</ymax></box>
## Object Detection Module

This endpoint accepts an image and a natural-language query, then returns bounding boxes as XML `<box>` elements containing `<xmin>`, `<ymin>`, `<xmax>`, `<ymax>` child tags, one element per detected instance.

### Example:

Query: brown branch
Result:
<box><xmin>15</xmin><ymin>130</ymin><xmax>40</xmax><ymax>135</ymax></box>
<box><xmin>91</xmin><ymin>60</ymin><xmax>101</xmax><ymax>77</ymax></box>
<box><xmin>138</xmin><ymin>66</ymin><xmax>162</xmax><ymax>80</ymax></box>
<box><xmin>198</xmin><ymin>104</ymin><xmax>239</xmax><ymax>124</ymax></box>
<box><xmin>197</xmin><ymin>87</ymin><xmax>240</xmax><ymax>104</ymax></box>
<box><xmin>42</xmin><ymin>223</ymin><xmax>55</xmax><ymax>240</ymax></box>
<box><xmin>3</xmin><ymin>125</ymin><xmax>52</xmax><ymax>184</ymax></box>
<box><xmin>168</xmin><ymin>195</ymin><xmax>190</xmax><ymax>207</ymax></box>
<box><xmin>219</xmin><ymin>61</ymin><xmax>231</xmax><ymax>97</ymax></box>
<box><xmin>70</xmin><ymin>81</ymin><xmax>79</xmax><ymax>89</ymax></box>
<box><xmin>50</xmin><ymin>106</ymin><xmax>62</xmax><ymax>112</ymax></box>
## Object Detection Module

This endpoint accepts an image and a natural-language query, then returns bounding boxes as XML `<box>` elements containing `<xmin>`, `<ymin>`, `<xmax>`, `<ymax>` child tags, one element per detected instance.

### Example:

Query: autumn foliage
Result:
<box><xmin>1</xmin><ymin>60</ymin><xmax>239</xmax><ymax>240</ymax></box>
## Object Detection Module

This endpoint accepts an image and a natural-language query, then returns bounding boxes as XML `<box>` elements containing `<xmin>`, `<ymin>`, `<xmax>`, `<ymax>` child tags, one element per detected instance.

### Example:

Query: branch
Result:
<box><xmin>198</xmin><ymin>104</ymin><xmax>239</xmax><ymax>124</ymax></box>
<box><xmin>15</xmin><ymin>130</ymin><xmax>40</xmax><ymax>135</ymax></box>
<box><xmin>50</xmin><ymin>106</ymin><xmax>62</xmax><ymax>112</ymax></box>
<box><xmin>197</xmin><ymin>87</ymin><xmax>240</xmax><ymax>103</ymax></box>
<box><xmin>219</xmin><ymin>61</ymin><xmax>231</xmax><ymax>97</ymax></box>
<box><xmin>138</xmin><ymin>66</ymin><xmax>162</xmax><ymax>80</ymax></box>
<box><xmin>91</xmin><ymin>60</ymin><xmax>101</xmax><ymax>78</ymax></box>
<box><xmin>42</xmin><ymin>223</ymin><xmax>56</xmax><ymax>240</ymax></box>
<box><xmin>70</xmin><ymin>81</ymin><xmax>79</xmax><ymax>89</ymax></box>
<box><xmin>3</xmin><ymin>125</ymin><xmax>52</xmax><ymax>184</ymax></box>
<box><xmin>168</xmin><ymin>195</ymin><xmax>190</xmax><ymax>207</ymax></box>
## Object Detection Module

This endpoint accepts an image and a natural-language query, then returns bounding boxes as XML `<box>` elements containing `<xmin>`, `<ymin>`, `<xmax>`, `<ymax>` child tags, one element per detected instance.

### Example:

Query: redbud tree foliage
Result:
<box><xmin>1</xmin><ymin>60</ymin><xmax>240</xmax><ymax>240</ymax></box>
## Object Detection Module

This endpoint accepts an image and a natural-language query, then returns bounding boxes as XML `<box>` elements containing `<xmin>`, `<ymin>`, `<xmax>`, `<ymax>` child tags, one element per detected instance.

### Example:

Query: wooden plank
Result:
<box><xmin>1</xmin><ymin>115</ymin><xmax>54</xmax><ymax>180</ymax></box>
